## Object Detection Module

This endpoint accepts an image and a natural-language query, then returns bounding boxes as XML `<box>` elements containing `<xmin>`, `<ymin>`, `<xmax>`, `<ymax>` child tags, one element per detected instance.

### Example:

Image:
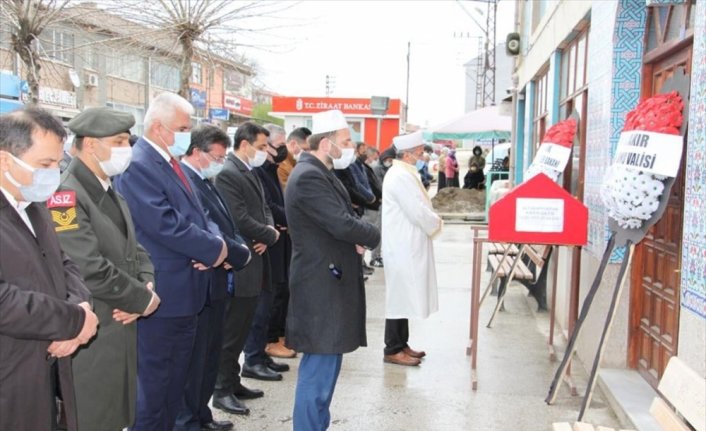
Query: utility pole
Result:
<box><xmin>325</xmin><ymin>74</ymin><xmax>335</xmax><ymax>97</ymax></box>
<box><xmin>405</xmin><ymin>41</ymin><xmax>410</xmax><ymax>125</ymax></box>
<box><xmin>482</xmin><ymin>0</ymin><xmax>497</xmax><ymax>107</ymax></box>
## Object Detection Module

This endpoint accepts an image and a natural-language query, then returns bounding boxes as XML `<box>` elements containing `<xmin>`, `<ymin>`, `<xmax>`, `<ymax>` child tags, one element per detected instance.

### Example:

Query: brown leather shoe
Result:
<box><xmin>383</xmin><ymin>351</ymin><xmax>421</xmax><ymax>366</ymax></box>
<box><xmin>265</xmin><ymin>340</ymin><xmax>296</xmax><ymax>358</ymax></box>
<box><xmin>403</xmin><ymin>346</ymin><xmax>426</xmax><ymax>359</ymax></box>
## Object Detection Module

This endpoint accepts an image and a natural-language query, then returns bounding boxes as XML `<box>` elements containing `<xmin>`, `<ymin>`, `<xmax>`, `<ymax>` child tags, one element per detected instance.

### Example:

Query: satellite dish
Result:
<box><xmin>68</xmin><ymin>69</ymin><xmax>81</xmax><ymax>88</ymax></box>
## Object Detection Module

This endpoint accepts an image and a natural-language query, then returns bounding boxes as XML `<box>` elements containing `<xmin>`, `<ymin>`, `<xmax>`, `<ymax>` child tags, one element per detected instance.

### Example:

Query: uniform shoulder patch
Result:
<box><xmin>47</xmin><ymin>191</ymin><xmax>79</xmax><ymax>232</ymax></box>
<box><xmin>47</xmin><ymin>191</ymin><xmax>76</xmax><ymax>208</ymax></box>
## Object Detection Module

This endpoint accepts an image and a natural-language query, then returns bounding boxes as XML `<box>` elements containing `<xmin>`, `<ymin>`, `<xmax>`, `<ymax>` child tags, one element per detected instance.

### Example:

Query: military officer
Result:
<box><xmin>52</xmin><ymin>107</ymin><xmax>160</xmax><ymax>431</ymax></box>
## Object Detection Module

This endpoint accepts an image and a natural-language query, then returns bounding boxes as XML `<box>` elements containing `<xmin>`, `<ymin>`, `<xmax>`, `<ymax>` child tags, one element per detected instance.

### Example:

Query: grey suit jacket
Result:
<box><xmin>215</xmin><ymin>153</ymin><xmax>277</xmax><ymax>297</ymax></box>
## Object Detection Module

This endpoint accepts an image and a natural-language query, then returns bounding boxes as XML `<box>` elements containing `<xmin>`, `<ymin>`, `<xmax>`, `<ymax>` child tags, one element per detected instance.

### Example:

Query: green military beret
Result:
<box><xmin>68</xmin><ymin>107</ymin><xmax>135</xmax><ymax>138</ymax></box>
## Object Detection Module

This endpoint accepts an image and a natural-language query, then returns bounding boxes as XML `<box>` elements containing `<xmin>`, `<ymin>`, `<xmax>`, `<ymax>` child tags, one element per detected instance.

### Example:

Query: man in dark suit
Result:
<box><xmin>214</xmin><ymin>122</ymin><xmax>281</xmax><ymax>414</ymax></box>
<box><xmin>0</xmin><ymin>107</ymin><xmax>98</xmax><ymax>431</ymax></box>
<box><xmin>113</xmin><ymin>92</ymin><xmax>229</xmax><ymax>431</ymax></box>
<box><xmin>176</xmin><ymin>125</ymin><xmax>252</xmax><ymax>431</ymax></box>
<box><xmin>256</xmin><ymin>124</ymin><xmax>296</xmax><ymax>359</ymax></box>
<box><xmin>54</xmin><ymin>107</ymin><xmax>161</xmax><ymax>431</ymax></box>
<box><xmin>285</xmin><ymin>110</ymin><xmax>380</xmax><ymax>430</ymax></box>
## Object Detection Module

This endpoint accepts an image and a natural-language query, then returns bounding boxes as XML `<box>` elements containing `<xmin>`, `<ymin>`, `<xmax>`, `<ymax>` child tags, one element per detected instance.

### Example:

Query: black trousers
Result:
<box><xmin>267</xmin><ymin>281</ymin><xmax>289</xmax><ymax>343</ymax></box>
<box><xmin>384</xmin><ymin>318</ymin><xmax>409</xmax><ymax>356</ymax></box>
<box><xmin>214</xmin><ymin>295</ymin><xmax>259</xmax><ymax>396</ymax></box>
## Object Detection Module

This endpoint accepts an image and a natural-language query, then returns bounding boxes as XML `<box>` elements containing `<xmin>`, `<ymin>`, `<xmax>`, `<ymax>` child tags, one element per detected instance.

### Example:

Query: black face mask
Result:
<box><xmin>272</xmin><ymin>145</ymin><xmax>288</xmax><ymax>163</ymax></box>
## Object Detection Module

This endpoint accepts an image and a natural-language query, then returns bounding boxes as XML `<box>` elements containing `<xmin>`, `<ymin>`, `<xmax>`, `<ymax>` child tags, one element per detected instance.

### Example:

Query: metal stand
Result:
<box><xmin>578</xmin><ymin>241</ymin><xmax>635</xmax><ymax>420</ymax></box>
<box><xmin>545</xmin><ymin>233</ymin><xmax>617</xmax><ymax>405</ymax></box>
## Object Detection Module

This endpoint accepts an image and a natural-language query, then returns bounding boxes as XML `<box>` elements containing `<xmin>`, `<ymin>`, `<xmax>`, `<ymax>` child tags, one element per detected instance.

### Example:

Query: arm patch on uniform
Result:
<box><xmin>48</xmin><ymin>191</ymin><xmax>79</xmax><ymax>232</ymax></box>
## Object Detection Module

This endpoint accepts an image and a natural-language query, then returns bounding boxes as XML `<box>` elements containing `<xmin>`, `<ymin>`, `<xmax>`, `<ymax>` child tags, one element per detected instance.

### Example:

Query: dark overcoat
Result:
<box><xmin>53</xmin><ymin>157</ymin><xmax>154</xmax><ymax>431</ymax></box>
<box><xmin>284</xmin><ymin>152</ymin><xmax>380</xmax><ymax>354</ymax></box>
<box><xmin>0</xmin><ymin>192</ymin><xmax>91</xmax><ymax>431</ymax></box>
<box><xmin>215</xmin><ymin>154</ymin><xmax>278</xmax><ymax>297</ymax></box>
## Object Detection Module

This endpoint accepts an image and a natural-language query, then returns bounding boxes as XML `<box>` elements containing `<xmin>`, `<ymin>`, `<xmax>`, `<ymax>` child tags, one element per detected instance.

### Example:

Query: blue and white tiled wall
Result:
<box><xmin>680</xmin><ymin>0</ymin><xmax>706</xmax><ymax>319</ymax></box>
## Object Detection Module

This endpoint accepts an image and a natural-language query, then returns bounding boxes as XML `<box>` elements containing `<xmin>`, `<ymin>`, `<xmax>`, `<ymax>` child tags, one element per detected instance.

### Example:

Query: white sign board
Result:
<box><xmin>532</xmin><ymin>142</ymin><xmax>572</xmax><ymax>172</ymax></box>
<box><xmin>515</xmin><ymin>198</ymin><xmax>565</xmax><ymax>233</ymax></box>
<box><xmin>613</xmin><ymin>130</ymin><xmax>683</xmax><ymax>177</ymax></box>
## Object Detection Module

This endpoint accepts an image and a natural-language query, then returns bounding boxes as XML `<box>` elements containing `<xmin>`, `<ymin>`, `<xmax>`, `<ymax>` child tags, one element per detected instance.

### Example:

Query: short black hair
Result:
<box><xmin>188</xmin><ymin>125</ymin><xmax>232</xmax><ymax>155</ymax></box>
<box><xmin>233</xmin><ymin>122</ymin><xmax>267</xmax><ymax>150</ymax></box>
<box><xmin>0</xmin><ymin>106</ymin><xmax>67</xmax><ymax>156</ymax></box>
<box><xmin>287</xmin><ymin>127</ymin><xmax>311</xmax><ymax>144</ymax></box>
<box><xmin>356</xmin><ymin>142</ymin><xmax>367</xmax><ymax>151</ymax></box>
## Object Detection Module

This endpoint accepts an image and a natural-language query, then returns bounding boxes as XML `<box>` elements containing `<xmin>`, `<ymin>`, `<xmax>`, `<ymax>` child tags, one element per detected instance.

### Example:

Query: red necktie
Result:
<box><xmin>170</xmin><ymin>158</ymin><xmax>192</xmax><ymax>194</ymax></box>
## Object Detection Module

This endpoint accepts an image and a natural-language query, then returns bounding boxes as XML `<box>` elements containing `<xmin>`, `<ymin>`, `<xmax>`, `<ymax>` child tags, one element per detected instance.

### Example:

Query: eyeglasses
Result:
<box><xmin>203</xmin><ymin>151</ymin><xmax>226</xmax><ymax>163</ymax></box>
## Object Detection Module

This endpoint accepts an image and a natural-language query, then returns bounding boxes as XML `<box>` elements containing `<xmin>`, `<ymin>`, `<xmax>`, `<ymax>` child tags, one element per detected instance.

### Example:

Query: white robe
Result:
<box><xmin>382</xmin><ymin>160</ymin><xmax>443</xmax><ymax>319</ymax></box>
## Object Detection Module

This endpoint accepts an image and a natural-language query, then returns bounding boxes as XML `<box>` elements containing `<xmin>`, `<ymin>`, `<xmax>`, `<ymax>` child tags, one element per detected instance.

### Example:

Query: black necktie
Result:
<box><xmin>106</xmin><ymin>186</ymin><xmax>127</xmax><ymax>235</ymax></box>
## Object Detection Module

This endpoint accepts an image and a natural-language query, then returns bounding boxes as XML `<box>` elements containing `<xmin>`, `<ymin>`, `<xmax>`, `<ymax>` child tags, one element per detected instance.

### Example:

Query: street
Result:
<box><xmin>213</xmin><ymin>223</ymin><xmax>621</xmax><ymax>430</ymax></box>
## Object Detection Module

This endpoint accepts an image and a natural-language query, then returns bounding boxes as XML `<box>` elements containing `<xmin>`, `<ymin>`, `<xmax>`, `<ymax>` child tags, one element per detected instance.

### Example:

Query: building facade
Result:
<box><xmin>510</xmin><ymin>0</ymin><xmax>704</xmax><ymax>406</ymax></box>
<box><xmin>270</xmin><ymin>96</ymin><xmax>404</xmax><ymax>151</ymax></box>
<box><xmin>0</xmin><ymin>3</ymin><xmax>255</xmax><ymax>132</ymax></box>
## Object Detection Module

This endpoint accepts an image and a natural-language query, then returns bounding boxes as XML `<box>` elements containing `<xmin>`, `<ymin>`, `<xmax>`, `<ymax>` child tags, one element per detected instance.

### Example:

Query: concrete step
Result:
<box><xmin>597</xmin><ymin>369</ymin><xmax>662</xmax><ymax>431</ymax></box>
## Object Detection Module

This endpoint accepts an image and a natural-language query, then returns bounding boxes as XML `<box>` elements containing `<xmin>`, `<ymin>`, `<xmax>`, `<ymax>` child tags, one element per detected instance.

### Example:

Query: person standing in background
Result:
<box><xmin>437</xmin><ymin>147</ymin><xmax>448</xmax><ymax>190</ymax></box>
<box><xmin>258</xmin><ymin>123</ymin><xmax>297</xmax><ymax>360</ymax></box>
<box><xmin>177</xmin><ymin>124</ymin><xmax>252</xmax><ymax>431</ymax></box>
<box><xmin>382</xmin><ymin>131</ymin><xmax>442</xmax><ymax>367</ymax></box>
<box><xmin>445</xmin><ymin>149</ymin><xmax>459</xmax><ymax>188</ymax></box>
<box><xmin>278</xmin><ymin>127</ymin><xmax>311</xmax><ymax>189</ymax></box>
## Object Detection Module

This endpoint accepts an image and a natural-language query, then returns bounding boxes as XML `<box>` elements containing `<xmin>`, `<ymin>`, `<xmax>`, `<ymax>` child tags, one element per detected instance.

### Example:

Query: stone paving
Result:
<box><xmin>212</xmin><ymin>223</ymin><xmax>622</xmax><ymax>430</ymax></box>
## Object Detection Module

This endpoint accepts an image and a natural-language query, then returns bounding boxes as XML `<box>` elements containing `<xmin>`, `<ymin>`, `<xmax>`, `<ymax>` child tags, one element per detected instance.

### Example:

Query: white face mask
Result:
<box><xmin>248</xmin><ymin>149</ymin><xmax>267</xmax><ymax>168</ymax></box>
<box><xmin>4</xmin><ymin>153</ymin><xmax>61</xmax><ymax>202</ymax></box>
<box><xmin>331</xmin><ymin>147</ymin><xmax>355</xmax><ymax>170</ymax></box>
<box><xmin>96</xmin><ymin>144</ymin><xmax>132</xmax><ymax>177</ymax></box>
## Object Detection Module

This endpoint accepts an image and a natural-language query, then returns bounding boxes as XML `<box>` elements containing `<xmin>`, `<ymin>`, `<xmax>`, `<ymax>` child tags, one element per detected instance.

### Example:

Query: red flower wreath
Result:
<box><xmin>623</xmin><ymin>91</ymin><xmax>683</xmax><ymax>135</ymax></box>
<box><xmin>542</xmin><ymin>118</ymin><xmax>578</xmax><ymax>148</ymax></box>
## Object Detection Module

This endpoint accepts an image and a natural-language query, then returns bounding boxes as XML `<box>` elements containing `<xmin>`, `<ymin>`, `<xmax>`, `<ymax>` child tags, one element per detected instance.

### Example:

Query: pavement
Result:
<box><xmin>212</xmin><ymin>223</ymin><xmax>622</xmax><ymax>430</ymax></box>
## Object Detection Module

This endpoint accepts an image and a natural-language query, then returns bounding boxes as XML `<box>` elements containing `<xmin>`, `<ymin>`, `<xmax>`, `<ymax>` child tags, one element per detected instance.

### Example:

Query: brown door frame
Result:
<box><xmin>627</xmin><ymin>46</ymin><xmax>692</xmax><ymax>376</ymax></box>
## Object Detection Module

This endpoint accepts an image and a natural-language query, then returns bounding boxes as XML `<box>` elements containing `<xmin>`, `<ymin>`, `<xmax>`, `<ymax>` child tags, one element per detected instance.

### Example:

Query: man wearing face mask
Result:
<box><xmin>176</xmin><ymin>124</ymin><xmax>252</xmax><ymax>431</ymax></box>
<box><xmin>277</xmin><ymin>127</ymin><xmax>311</xmax><ymax>189</ymax></box>
<box><xmin>381</xmin><ymin>132</ymin><xmax>442</xmax><ymax>367</ymax></box>
<box><xmin>255</xmin><ymin>123</ymin><xmax>296</xmax><ymax>361</ymax></box>
<box><xmin>213</xmin><ymin>122</ymin><xmax>281</xmax><ymax>415</ymax></box>
<box><xmin>113</xmin><ymin>93</ymin><xmax>229</xmax><ymax>430</ymax></box>
<box><xmin>0</xmin><ymin>107</ymin><xmax>98</xmax><ymax>431</ymax></box>
<box><xmin>285</xmin><ymin>110</ymin><xmax>380</xmax><ymax>430</ymax></box>
<box><xmin>50</xmin><ymin>107</ymin><xmax>161</xmax><ymax>431</ymax></box>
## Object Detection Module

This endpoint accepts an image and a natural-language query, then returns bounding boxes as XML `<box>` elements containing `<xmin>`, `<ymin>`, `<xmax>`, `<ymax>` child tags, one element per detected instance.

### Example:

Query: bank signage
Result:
<box><xmin>273</xmin><ymin>96</ymin><xmax>401</xmax><ymax>116</ymax></box>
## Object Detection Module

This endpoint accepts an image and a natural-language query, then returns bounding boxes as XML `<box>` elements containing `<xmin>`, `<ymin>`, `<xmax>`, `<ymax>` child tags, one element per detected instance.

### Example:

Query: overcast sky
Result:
<box><xmin>241</xmin><ymin>0</ymin><xmax>516</xmax><ymax>127</ymax></box>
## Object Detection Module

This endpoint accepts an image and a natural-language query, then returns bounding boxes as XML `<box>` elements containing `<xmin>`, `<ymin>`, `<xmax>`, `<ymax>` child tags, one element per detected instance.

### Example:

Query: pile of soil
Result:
<box><xmin>432</xmin><ymin>187</ymin><xmax>486</xmax><ymax>214</ymax></box>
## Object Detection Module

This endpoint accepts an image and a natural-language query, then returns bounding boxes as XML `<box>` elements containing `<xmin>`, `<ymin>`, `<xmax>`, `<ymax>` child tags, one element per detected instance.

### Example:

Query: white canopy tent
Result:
<box><xmin>422</xmin><ymin>105</ymin><xmax>511</xmax><ymax>141</ymax></box>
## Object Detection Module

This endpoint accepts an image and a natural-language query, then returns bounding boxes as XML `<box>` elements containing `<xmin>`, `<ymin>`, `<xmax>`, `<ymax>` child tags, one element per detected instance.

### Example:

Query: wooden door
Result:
<box><xmin>628</xmin><ymin>46</ymin><xmax>691</xmax><ymax>389</ymax></box>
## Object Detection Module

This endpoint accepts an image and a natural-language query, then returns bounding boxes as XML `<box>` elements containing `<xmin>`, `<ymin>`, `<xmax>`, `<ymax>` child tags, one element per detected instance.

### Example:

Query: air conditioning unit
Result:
<box><xmin>86</xmin><ymin>73</ymin><xmax>99</xmax><ymax>87</ymax></box>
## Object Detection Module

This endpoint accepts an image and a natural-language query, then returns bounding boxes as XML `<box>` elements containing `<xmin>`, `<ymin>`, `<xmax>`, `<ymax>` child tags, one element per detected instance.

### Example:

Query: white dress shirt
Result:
<box><xmin>1</xmin><ymin>186</ymin><xmax>35</xmax><ymax>236</ymax></box>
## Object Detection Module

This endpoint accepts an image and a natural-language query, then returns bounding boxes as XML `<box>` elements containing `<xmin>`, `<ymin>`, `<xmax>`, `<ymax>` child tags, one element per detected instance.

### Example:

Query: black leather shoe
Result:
<box><xmin>201</xmin><ymin>420</ymin><xmax>234</xmax><ymax>430</ymax></box>
<box><xmin>242</xmin><ymin>363</ymin><xmax>283</xmax><ymax>381</ymax></box>
<box><xmin>266</xmin><ymin>359</ymin><xmax>290</xmax><ymax>372</ymax></box>
<box><xmin>212</xmin><ymin>394</ymin><xmax>249</xmax><ymax>415</ymax></box>
<box><xmin>233</xmin><ymin>383</ymin><xmax>264</xmax><ymax>400</ymax></box>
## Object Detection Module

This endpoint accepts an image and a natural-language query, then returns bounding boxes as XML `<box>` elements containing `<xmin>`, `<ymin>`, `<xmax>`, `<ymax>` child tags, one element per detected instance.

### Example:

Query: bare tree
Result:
<box><xmin>116</xmin><ymin>0</ymin><xmax>299</xmax><ymax>101</ymax></box>
<box><xmin>0</xmin><ymin>0</ymin><xmax>72</xmax><ymax>105</ymax></box>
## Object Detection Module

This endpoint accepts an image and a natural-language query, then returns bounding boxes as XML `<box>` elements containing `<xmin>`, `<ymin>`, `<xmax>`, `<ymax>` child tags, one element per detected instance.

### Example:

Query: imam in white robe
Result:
<box><xmin>382</xmin><ymin>159</ymin><xmax>443</xmax><ymax>319</ymax></box>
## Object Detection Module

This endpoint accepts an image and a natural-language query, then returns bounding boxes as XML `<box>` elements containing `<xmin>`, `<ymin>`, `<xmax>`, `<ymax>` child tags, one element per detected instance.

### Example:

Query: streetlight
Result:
<box><xmin>370</xmin><ymin>96</ymin><xmax>390</xmax><ymax>149</ymax></box>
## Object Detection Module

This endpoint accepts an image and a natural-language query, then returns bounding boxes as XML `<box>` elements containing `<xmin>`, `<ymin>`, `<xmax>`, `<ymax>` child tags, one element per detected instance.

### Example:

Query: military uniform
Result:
<box><xmin>52</xmin><ymin>108</ymin><xmax>155</xmax><ymax>431</ymax></box>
